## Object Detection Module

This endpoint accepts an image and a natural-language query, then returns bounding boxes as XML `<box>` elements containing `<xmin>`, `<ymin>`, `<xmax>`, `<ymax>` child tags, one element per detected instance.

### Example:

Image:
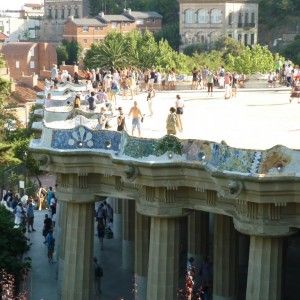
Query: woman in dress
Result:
<box><xmin>175</xmin><ymin>94</ymin><xmax>184</xmax><ymax>132</ymax></box>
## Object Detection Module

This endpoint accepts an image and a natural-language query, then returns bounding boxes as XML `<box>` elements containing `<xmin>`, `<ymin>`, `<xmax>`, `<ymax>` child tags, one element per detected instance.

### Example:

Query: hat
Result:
<box><xmin>117</xmin><ymin>107</ymin><xmax>122</xmax><ymax>111</ymax></box>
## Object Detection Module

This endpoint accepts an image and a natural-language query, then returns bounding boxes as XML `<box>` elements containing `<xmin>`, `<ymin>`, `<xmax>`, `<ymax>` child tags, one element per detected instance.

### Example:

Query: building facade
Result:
<box><xmin>1</xmin><ymin>42</ymin><xmax>57</xmax><ymax>80</ymax></box>
<box><xmin>179</xmin><ymin>0</ymin><xmax>259</xmax><ymax>50</ymax></box>
<box><xmin>41</xmin><ymin>0</ymin><xmax>89</xmax><ymax>42</ymax></box>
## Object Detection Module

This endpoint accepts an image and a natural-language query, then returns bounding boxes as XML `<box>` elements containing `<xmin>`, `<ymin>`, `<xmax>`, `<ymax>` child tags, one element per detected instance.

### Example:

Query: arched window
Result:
<box><xmin>211</xmin><ymin>9</ymin><xmax>222</xmax><ymax>24</ymax></box>
<box><xmin>198</xmin><ymin>9</ymin><xmax>209</xmax><ymax>24</ymax></box>
<box><xmin>61</xmin><ymin>6</ymin><xmax>65</xmax><ymax>19</ymax></box>
<box><xmin>197</xmin><ymin>32</ymin><xmax>206</xmax><ymax>43</ymax></box>
<box><xmin>184</xmin><ymin>31</ymin><xmax>193</xmax><ymax>44</ymax></box>
<box><xmin>184</xmin><ymin>9</ymin><xmax>195</xmax><ymax>24</ymax></box>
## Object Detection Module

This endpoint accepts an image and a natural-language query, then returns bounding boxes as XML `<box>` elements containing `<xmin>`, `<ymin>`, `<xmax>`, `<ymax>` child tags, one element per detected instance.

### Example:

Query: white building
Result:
<box><xmin>179</xmin><ymin>0</ymin><xmax>259</xmax><ymax>50</ymax></box>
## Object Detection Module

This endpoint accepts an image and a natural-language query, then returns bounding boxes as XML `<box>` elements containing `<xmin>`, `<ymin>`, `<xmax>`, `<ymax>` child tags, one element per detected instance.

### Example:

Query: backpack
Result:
<box><xmin>95</xmin><ymin>265</ymin><xmax>103</xmax><ymax>277</ymax></box>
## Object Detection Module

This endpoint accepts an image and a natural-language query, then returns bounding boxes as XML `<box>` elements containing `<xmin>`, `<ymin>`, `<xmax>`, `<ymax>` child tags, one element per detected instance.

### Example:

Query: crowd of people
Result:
<box><xmin>1</xmin><ymin>186</ymin><xmax>57</xmax><ymax>264</ymax></box>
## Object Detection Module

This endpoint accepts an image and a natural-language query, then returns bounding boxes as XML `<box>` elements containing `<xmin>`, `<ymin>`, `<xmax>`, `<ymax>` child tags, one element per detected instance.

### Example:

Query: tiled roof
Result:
<box><xmin>97</xmin><ymin>15</ymin><xmax>133</xmax><ymax>23</ymax></box>
<box><xmin>0</xmin><ymin>32</ymin><xmax>9</xmax><ymax>40</ymax></box>
<box><xmin>124</xmin><ymin>11</ymin><xmax>163</xmax><ymax>19</ymax></box>
<box><xmin>67</xmin><ymin>18</ymin><xmax>107</xmax><ymax>27</ymax></box>
<box><xmin>1</xmin><ymin>42</ymin><xmax>35</xmax><ymax>58</ymax></box>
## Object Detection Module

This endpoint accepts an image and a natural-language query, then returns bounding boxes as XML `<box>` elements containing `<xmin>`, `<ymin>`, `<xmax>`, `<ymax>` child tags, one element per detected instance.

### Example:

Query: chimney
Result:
<box><xmin>127</xmin><ymin>8</ymin><xmax>132</xmax><ymax>15</ymax></box>
<box><xmin>99</xmin><ymin>12</ymin><xmax>104</xmax><ymax>18</ymax></box>
<box><xmin>69</xmin><ymin>15</ymin><xmax>74</xmax><ymax>21</ymax></box>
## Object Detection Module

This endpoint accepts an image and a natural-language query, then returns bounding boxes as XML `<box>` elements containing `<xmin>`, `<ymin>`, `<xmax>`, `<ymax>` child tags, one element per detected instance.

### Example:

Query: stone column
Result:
<box><xmin>187</xmin><ymin>211</ymin><xmax>209</xmax><ymax>287</ymax></box>
<box><xmin>61</xmin><ymin>201</ymin><xmax>94</xmax><ymax>300</ymax></box>
<box><xmin>57</xmin><ymin>200</ymin><xmax>68</xmax><ymax>297</ymax></box>
<box><xmin>213</xmin><ymin>214</ymin><xmax>238</xmax><ymax>300</ymax></box>
<box><xmin>246</xmin><ymin>236</ymin><xmax>283</xmax><ymax>300</ymax></box>
<box><xmin>113</xmin><ymin>198</ymin><xmax>123</xmax><ymax>240</ymax></box>
<box><xmin>147</xmin><ymin>217</ymin><xmax>179</xmax><ymax>300</ymax></box>
<box><xmin>135</xmin><ymin>212</ymin><xmax>150</xmax><ymax>300</ymax></box>
<box><xmin>122</xmin><ymin>199</ymin><xmax>135</xmax><ymax>271</ymax></box>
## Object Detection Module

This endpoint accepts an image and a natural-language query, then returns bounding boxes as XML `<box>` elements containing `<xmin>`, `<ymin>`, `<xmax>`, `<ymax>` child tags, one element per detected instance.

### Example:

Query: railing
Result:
<box><xmin>237</xmin><ymin>22</ymin><xmax>256</xmax><ymax>28</ymax></box>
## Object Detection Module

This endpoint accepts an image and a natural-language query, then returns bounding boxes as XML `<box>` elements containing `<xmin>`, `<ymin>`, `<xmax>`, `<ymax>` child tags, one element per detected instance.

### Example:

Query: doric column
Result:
<box><xmin>246</xmin><ymin>236</ymin><xmax>283</xmax><ymax>300</ymax></box>
<box><xmin>112</xmin><ymin>198</ymin><xmax>123</xmax><ymax>240</ymax></box>
<box><xmin>122</xmin><ymin>199</ymin><xmax>135</xmax><ymax>271</ymax></box>
<box><xmin>213</xmin><ymin>214</ymin><xmax>238</xmax><ymax>300</ymax></box>
<box><xmin>135</xmin><ymin>212</ymin><xmax>150</xmax><ymax>299</ymax></box>
<box><xmin>147</xmin><ymin>217</ymin><xmax>179</xmax><ymax>300</ymax></box>
<box><xmin>61</xmin><ymin>201</ymin><xmax>94</xmax><ymax>300</ymax></box>
<box><xmin>187</xmin><ymin>211</ymin><xmax>209</xmax><ymax>287</ymax></box>
<box><xmin>57</xmin><ymin>200</ymin><xmax>68</xmax><ymax>298</ymax></box>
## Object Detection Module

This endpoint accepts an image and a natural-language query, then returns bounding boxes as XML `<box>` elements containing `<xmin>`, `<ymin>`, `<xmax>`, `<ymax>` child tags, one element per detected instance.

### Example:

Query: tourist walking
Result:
<box><xmin>26</xmin><ymin>202</ymin><xmax>36</xmax><ymax>232</ymax></box>
<box><xmin>175</xmin><ymin>95</ymin><xmax>184</xmax><ymax>132</ymax></box>
<box><xmin>117</xmin><ymin>107</ymin><xmax>128</xmax><ymax>132</ymax></box>
<box><xmin>43</xmin><ymin>213</ymin><xmax>53</xmax><ymax>244</ymax></box>
<box><xmin>46</xmin><ymin>229</ymin><xmax>55</xmax><ymax>263</ymax></box>
<box><xmin>93</xmin><ymin>257</ymin><xmax>103</xmax><ymax>295</ymax></box>
<box><xmin>166</xmin><ymin>107</ymin><xmax>180</xmax><ymax>135</ymax></box>
<box><xmin>207</xmin><ymin>72</ymin><xmax>214</xmax><ymax>97</ymax></box>
<box><xmin>147</xmin><ymin>85</ymin><xmax>156</xmax><ymax>117</ymax></box>
<box><xmin>128</xmin><ymin>101</ymin><xmax>143</xmax><ymax>137</ymax></box>
<box><xmin>97</xmin><ymin>219</ymin><xmax>105</xmax><ymax>250</ymax></box>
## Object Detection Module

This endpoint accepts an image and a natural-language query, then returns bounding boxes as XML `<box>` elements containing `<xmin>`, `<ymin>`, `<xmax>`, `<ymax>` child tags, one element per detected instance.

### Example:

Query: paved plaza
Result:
<box><xmin>109</xmin><ymin>87</ymin><xmax>298</xmax><ymax>150</ymax></box>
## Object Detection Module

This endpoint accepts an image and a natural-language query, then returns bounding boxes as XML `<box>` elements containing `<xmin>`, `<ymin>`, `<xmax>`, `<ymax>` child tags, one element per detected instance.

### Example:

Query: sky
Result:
<box><xmin>0</xmin><ymin>0</ymin><xmax>43</xmax><ymax>11</ymax></box>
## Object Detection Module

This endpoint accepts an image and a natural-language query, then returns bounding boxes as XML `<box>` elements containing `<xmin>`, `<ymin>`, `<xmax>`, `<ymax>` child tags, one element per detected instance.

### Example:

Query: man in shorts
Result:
<box><xmin>128</xmin><ymin>101</ymin><xmax>143</xmax><ymax>137</ymax></box>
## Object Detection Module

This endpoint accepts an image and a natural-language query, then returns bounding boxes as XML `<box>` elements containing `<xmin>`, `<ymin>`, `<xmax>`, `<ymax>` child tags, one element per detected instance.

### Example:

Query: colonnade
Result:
<box><xmin>55</xmin><ymin>197</ymin><xmax>285</xmax><ymax>300</ymax></box>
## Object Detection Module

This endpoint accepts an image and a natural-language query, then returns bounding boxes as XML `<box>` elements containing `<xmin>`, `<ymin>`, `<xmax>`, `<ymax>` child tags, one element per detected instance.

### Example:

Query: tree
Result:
<box><xmin>84</xmin><ymin>31</ymin><xmax>134</xmax><ymax>70</ymax></box>
<box><xmin>62</xmin><ymin>39</ymin><xmax>83</xmax><ymax>65</ymax></box>
<box><xmin>280</xmin><ymin>35</ymin><xmax>300</xmax><ymax>65</ymax></box>
<box><xmin>0</xmin><ymin>206</ymin><xmax>31</xmax><ymax>294</ymax></box>
<box><xmin>154</xmin><ymin>22</ymin><xmax>181</xmax><ymax>51</ymax></box>
<box><xmin>56</xmin><ymin>44</ymin><xmax>68</xmax><ymax>66</ymax></box>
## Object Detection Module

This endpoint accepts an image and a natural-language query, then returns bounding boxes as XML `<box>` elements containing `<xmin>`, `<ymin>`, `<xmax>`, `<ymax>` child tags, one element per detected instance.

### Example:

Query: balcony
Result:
<box><xmin>237</xmin><ymin>22</ymin><xmax>256</xmax><ymax>28</ymax></box>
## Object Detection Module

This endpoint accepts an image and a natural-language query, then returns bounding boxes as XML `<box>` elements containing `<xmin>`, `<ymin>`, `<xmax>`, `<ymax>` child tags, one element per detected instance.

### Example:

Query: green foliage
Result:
<box><xmin>56</xmin><ymin>44</ymin><xmax>68</xmax><ymax>66</ymax></box>
<box><xmin>183</xmin><ymin>43</ymin><xmax>209</xmax><ymax>56</ymax></box>
<box><xmin>154</xmin><ymin>22</ymin><xmax>181</xmax><ymax>51</ymax></box>
<box><xmin>62</xmin><ymin>39</ymin><xmax>83</xmax><ymax>65</ymax></box>
<box><xmin>280</xmin><ymin>35</ymin><xmax>300</xmax><ymax>65</ymax></box>
<box><xmin>0</xmin><ymin>206</ymin><xmax>31</xmax><ymax>288</ymax></box>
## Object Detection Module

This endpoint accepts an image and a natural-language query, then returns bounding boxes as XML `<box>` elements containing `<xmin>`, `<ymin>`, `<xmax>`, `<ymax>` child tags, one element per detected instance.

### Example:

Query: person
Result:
<box><xmin>128</xmin><ymin>101</ymin><xmax>143</xmax><ymax>137</ymax></box>
<box><xmin>88</xmin><ymin>91</ymin><xmax>97</xmax><ymax>111</ymax></box>
<box><xmin>166</xmin><ymin>107</ymin><xmax>179</xmax><ymax>135</ymax></box>
<box><xmin>207</xmin><ymin>71</ymin><xmax>214</xmax><ymax>97</ymax></box>
<box><xmin>224</xmin><ymin>72</ymin><xmax>232</xmax><ymax>99</ymax></box>
<box><xmin>93</xmin><ymin>257</ymin><xmax>103</xmax><ymax>295</ymax></box>
<box><xmin>73</xmin><ymin>94</ymin><xmax>81</xmax><ymax>109</ymax></box>
<box><xmin>97</xmin><ymin>219</ymin><xmax>105</xmax><ymax>250</ymax></box>
<box><xmin>96</xmin><ymin>107</ymin><xmax>108</xmax><ymax>130</ymax></box>
<box><xmin>175</xmin><ymin>95</ymin><xmax>184</xmax><ymax>132</ymax></box>
<box><xmin>50</xmin><ymin>64</ymin><xmax>58</xmax><ymax>84</ymax></box>
<box><xmin>46</xmin><ymin>186</ymin><xmax>55</xmax><ymax>208</ymax></box>
<box><xmin>26</xmin><ymin>202</ymin><xmax>36</xmax><ymax>232</ymax></box>
<box><xmin>46</xmin><ymin>229</ymin><xmax>55</xmax><ymax>263</ymax></box>
<box><xmin>200</xmin><ymin>256</ymin><xmax>211</xmax><ymax>286</ymax></box>
<box><xmin>117</xmin><ymin>107</ymin><xmax>127</xmax><ymax>132</ymax></box>
<box><xmin>73</xmin><ymin>71</ymin><xmax>79</xmax><ymax>84</ymax></box>
<box><xmin>191</xmin><ymin>67</ymin><xmax>199</xmax><ymax>90</ymax></box>
<box><xmin>147</xmin><ymin>85</ymin><xmax>156</xmax><ymax>117</ymax></box>
<box><xmin>43</xmin><ymin>213</ymin><xmax>52</xmax><ymax>244</ymax></box>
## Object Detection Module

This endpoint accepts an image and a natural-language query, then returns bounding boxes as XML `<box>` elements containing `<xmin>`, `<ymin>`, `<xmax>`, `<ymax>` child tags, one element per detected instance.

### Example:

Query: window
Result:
<box><xmin>100</xmin><ymin>26</ymin><xmax>103</xmax><ymax>30</ymax></box>
<box><xmin>29</xmin><ymin>48</ymin><xmax>34</xmax><ymax>56</ymax></box>
<box><xmin>136</xmin><ymin>19</ymin><xmax>144</xmax><ymax>25</ymax></box>
<box><xmin>16</xmin><ymin>61</ymin><xmax>20</xmax><ymax>68</ymax></box>
<box><xmin>251</xmin><ymin>13</ymin><xmax>255</xmax><ymax>24</ymax></box>
<box><xmin>251</xmin><ymin>33</ymin><xmax>255</xmax><ymax>45</ymax></box>
<box><xmin>152</xmin><ymin>18</ymin><xmax>155</xmax><ymax>23</ymax></box>
<box><xmin>244</xmin><ymin>13</ymin><xmax>249</xmax><ymax>25</ymax></box>
<box><xmin>48</xmin><ymin>8</ymin><xmax>52</xmax><ymax>19</ymax></box>
<box><xmin>228</xmin><ymin>13</ymin><xmax>232</xmax><ymax>25</ymax></box>
<box><xmin>111</xmin><ymin>22</ymin><xmax>117</xmax><ymax>28</ymax></box>
<box><xmin>238</xmin><ymin>34</ymin><xmax>242</xmax><ymax>41</ymax></box>
<box><xmin>68</xmin><ymin>7</ymin><xmax>71</xmax><ymax>17</ymax></box>
<box><xmin>61</xmin><ymin>7</ymin><xmax>65</xmax><ymax>19</ymax></box>
<box><xmin>94</xmin><ymin>39</ymin><xmax>99</xmax><ymax>43</ymax></box>
<box><xmin>198</xmin><ymin>9</ymin><xmax>208</xmax><ymax>24</ymax></box>
<box><xmin>127</xmin><ymin>22</ymin><xmax>130</xmax><ymax>26</ymax></box>
<box><xmin>83</xmin><ymin>26</ymin><xmax>89</xmax><ymax>32</ymax></box>
<box><xmin>238</xmin><ymin>13</ymin><xmax>242</xmax><ymax>26</ymax></box>
<box><xmin>75</xmin><ymin>7</ymin><xmax>79</xmax><ymax>18</ymax></box>
<box><xmin>94</xmin><ymin>27</ymin><xmax>98</xmax><ymax>31</ymax></box>
<box><xmin>55</xmin><ymin>8</ymin><xmax>58</xmax><ymax>19</ymax></box>
<box><xmin>30</xmin><ymin>61</ymin><xmax>35</xmax><ymax>69</ymax></box>
<box><xmin>184</xmin><ymin>9</ymin><xmax>195</xmax><ymax>24</ymax></box>
<box><xmin>83</xmin><ymin>39</ymin><xmax>87</xmax><ymax>44</ymax></box>
<box><xmin>121</xmin><ymin>22</ymin><xmax>125</xmax><ymax>27</ymax></box>
<box><xmin>228</xmin><ymin>34</ymin><xmax>232</xmax><ymax>38</ymax></box>
<box><xmin>211</xmin><ymin>9</ymin><xmax>222</xmax><ymax>24</ymax></box>
<box><xmin>244</xmin><ymin>34</ymin><xmax>248</xmax><ymax>45</ymax></box>
<box><xmin>146</xmin><ymin>18</ymin><xmax>150</xmax><ymax>23</ymax></box>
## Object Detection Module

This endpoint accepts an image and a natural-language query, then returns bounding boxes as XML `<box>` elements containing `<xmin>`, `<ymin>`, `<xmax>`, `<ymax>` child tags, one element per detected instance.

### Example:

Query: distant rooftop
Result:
<box><xmin>67</xmin><ymin>17</ymin><xmax>107</xmax><ymax>27</ymax></box>
<box><xmin>123</xmin><ymin>10</ymin><xmax>163</xmax><ymax>19</ymax></box>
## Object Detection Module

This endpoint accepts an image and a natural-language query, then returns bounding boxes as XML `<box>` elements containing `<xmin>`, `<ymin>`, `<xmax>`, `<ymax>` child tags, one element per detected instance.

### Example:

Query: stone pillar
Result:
<box><xmin>213</xmin><ymin>214</ymin><xmax>238</xmax><ymax>300</ymax></box>
<box><xmin>135</xmin><ymin>212</ymin><xmax>150</xmax><ymax>299</ymax></box>
<box><xmin>61</xmin><ymin>201</ymin><xmax>94</xmax><ymax>300</ymax></box>
<box><xmin>147</xmin><ymin>217</ymin><xmax>179</xmax><ymax>300</ymax></box>
<box><xmin>246</xmin><ymin>236</ymin><xmax>283</xmax><ymax>300</ymax></box>
<box><xmin>57</xmin><ymin>200</ymin><xmax>68</xmax><ymax>297</ymax></box>
<box><xmin>187</xmin><ymin>211</ymin><xmax>209</xmax><ymax>287</ymax></box>
<box><xmin>239</xmin><ymin>233</ymin><xmax>250</xmax><ymax>297</ymax></box>
<box><xmin>122</xmin><ymin>199</ymin><xmax>135</xmax><ymax>271</ymax></box>
<box><xmin>113</xmin><ymin>198</ymin><xmax>123</xmax><ymax>240</ymax></box>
